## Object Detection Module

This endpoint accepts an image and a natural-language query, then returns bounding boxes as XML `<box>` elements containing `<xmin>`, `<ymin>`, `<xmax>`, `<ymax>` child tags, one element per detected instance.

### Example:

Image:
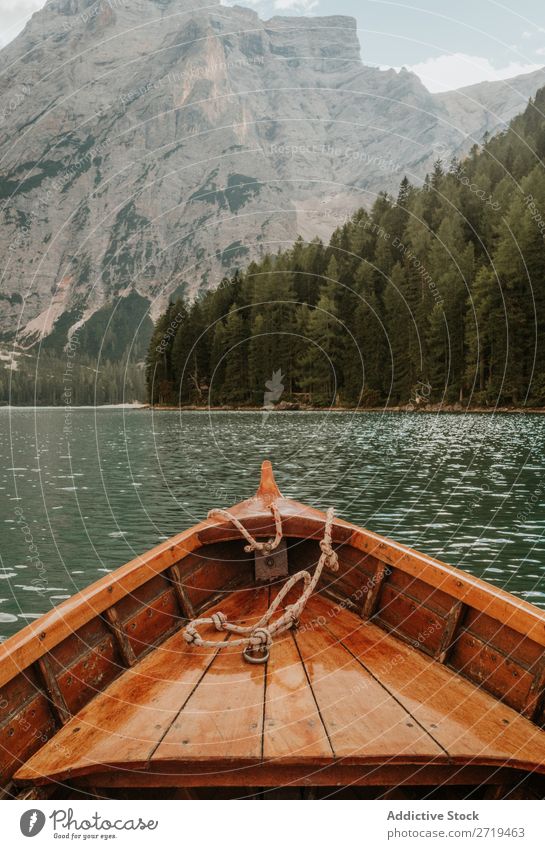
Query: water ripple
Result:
<box><xmin>0</xmin><ymin>408</ymin><xmax>543</xmax><ymax>639</ymax></box>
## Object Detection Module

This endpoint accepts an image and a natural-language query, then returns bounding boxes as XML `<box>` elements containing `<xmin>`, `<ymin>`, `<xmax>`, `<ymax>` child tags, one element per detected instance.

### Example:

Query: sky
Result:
<box><xmin>0</xmin><ymin>0</ymin><xmax>544</xmax><ymax>92</ymax></box>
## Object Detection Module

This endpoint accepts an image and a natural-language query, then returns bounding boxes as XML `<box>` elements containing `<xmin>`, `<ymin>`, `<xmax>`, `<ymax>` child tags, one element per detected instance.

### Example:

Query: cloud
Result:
<box><xmin>0</xmin><ymin>0</ymin><xmax>44</xmax><ymax>48</ymax></box>
<box><xmin>401</xmin><ymin>52</ymin><xmax>543</xmax><ymax>92</ymax></box>
<box><xmin>273</xmin><ymin>0</ymin><xmax>319</xmax><ymax>9</ymax></box>
<box><xmin>522</xmin><ymin>27</ymin><xmax>545</xmax><ymax>39</ymax></box>
<box><xmin>221</xmin><ymin>0</ymin><xmax>262</xmax><ymax>6</ymax></box>
<box><xmin>222</xmin><ymin>0</ymin><xmax>319</xmax><ymax>10</ymax></box>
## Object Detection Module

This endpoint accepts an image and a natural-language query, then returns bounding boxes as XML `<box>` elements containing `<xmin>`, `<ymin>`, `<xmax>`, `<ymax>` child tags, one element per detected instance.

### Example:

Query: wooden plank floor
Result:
<box><xmin>154</xmin><ymin>591</ymin><xmax>269</xmax><ymax>762</ymax></box>
<box><xmin>310</xmin><ymin>595</ymin><xmax>545</xmax><ymax>772</ymax></box>
<box><xmin>14</xmin><ymin>590</ymin><xmax>545</xmax><ymax>786</ymax></box>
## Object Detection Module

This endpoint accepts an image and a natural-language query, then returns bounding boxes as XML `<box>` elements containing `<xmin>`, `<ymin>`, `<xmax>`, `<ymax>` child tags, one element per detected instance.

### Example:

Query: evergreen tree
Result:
<box><xmin>220</xmin><ymin>306</ymin><xmax>248</xmax><ymax>404</ymax></box>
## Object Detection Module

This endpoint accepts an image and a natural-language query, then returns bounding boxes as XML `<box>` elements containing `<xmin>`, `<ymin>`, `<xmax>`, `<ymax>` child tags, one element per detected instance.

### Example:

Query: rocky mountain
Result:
<box><xmin>1</xmin><ymin>0</ymin><xmax>544</xmax><ymax>351</ymax></box>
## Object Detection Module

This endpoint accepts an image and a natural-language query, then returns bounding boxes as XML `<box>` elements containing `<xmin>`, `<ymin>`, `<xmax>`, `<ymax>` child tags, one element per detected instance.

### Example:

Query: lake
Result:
<box><xmin>1</xmin><ymin>408</ymin><xmax>544</xmax><ymax>641</ymax></box>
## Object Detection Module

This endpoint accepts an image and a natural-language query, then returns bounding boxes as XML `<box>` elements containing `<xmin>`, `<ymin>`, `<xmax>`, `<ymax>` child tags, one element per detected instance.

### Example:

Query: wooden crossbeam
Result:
<box><xmin>361</xmin><ymin>561</ymin><xmax>389</xmax><ymax>619</ymax></box>
<box><xmin>103</xmin><ymin>607</ymin><xmax>137</xmax><ymax>667</ymax></box>
<box><xmin>523</xmin><ymin>654</ymin><xmax>545</xmax><ymax>720</ymax></box>
<box><xmin>37</xmin><ymin>655</ymin><xmax>71</xmax><ymax>725</ymax></box>
<box><xmin>168</xmin><ymin>564</ymin><xmax>196</xmax><ymax>619</ymax></box>
<box><xmin>436</xmin><ymin>601</ymin><xmax>465</xmax><ymax>664</ymax></box>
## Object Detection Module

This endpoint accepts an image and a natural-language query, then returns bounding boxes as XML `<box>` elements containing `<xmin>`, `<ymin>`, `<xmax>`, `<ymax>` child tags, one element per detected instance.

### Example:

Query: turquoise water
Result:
<box><xmin>1</xmin><ymin>408</ymin><xmax>544</xmax><ymax>641</ymax></box>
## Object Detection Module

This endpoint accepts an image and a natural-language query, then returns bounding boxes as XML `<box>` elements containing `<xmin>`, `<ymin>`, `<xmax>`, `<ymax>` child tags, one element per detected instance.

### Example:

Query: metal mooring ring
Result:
<box><xmin>243</xmin><ymin>644</ymin><xmax>270</xmax><ymax>665</ymax></box>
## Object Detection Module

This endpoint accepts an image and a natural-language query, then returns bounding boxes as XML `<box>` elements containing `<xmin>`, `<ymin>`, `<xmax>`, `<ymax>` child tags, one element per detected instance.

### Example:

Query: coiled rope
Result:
<box><xmin>183</xmin><ymin>504</ymin><xmax>338</xmax><ymax>663</ymax></box>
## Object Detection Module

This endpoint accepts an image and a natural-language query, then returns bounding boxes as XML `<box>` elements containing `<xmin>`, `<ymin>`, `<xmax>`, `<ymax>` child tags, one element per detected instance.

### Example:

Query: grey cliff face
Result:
<box><xmin>0</xmin><ymin>0</ymin><xmax>544</xmax><ymax>345</ymax></box>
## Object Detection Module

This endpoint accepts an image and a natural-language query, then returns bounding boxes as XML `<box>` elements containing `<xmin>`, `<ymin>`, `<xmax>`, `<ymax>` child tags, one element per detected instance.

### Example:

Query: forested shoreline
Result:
<box><xmin>147</xmin><ymin>88</ymin><xmax>545</xmax><ymax>410</ymax></box>
<box><xmin>4</xmin><ymin>88</ymin><xmax>545</xmax><ymax>409</ymax></box>
<box><xmin>1</xmin><ymin>354</ymin><xmax>145</xmax><ymax>406</ymax></box>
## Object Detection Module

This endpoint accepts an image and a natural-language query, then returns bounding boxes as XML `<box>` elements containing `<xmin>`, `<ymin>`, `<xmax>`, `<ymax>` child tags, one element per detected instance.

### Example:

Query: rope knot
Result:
<box><xmin>211</xmin><ymin>611</ymin><xmax>227</xmax><ymax>631</ymax></box>
<box><xmin>320</xmin><ymin>539</ymin><xmax>339</xmax><ymax>571</ymax></box>
<box><xmin>243</xmin><ymin>538</ymin><xmax>275</xmax><ymax>554</ymax></box>
<box><xmin>183</xmin><ymin>625</ymin><xmax>199</xmax><ymax>645</ymax></box>
<box><xmin>285</xmin><ymin>604</ymin><xmax>300</xmax><ymax>628</ymax></box>
<box><xmin>249</xmin><ymin>627</ymin><xmax>272</xmax><ymax>650</ymax></box>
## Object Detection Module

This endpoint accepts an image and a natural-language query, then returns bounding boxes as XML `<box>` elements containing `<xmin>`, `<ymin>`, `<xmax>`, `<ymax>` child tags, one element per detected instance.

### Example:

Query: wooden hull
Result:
<box><xmin>2</xmin><ymin>462</ymin><xmax>545</xmax><ymax>800</ymax></box>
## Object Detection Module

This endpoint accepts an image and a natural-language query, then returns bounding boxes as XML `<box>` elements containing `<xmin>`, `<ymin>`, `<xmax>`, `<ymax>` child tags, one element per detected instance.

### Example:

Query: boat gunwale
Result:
<box><xmin>64</xmin><ymin>762</ymin><xmax>536</xmax><ymax>790</ymax></box>
<box><xmin>15</xmin><ymin>751</ymin><xmax>545</xmax><ymax>787</ymax></box>
<box><xmin>1</xmin><ymin>479</ymin><xmax>545</xmax><ymax>690</ymax></box>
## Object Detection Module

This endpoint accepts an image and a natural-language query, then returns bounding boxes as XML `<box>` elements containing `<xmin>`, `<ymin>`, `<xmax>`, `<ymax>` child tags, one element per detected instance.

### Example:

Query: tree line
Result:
<box><xmin>148</xmin><ymin>87</ymin><xmax>545</xmax><ymax>408</ymax></box>
<box><xmin>9</xmin><ymin>85</ymin><xmax>545</xmax><ymax>409</ymax></box>
<box><xmin>2</xmin><ymin>353</ymin><xmax>145</xmax><ymax>406</ymax></box>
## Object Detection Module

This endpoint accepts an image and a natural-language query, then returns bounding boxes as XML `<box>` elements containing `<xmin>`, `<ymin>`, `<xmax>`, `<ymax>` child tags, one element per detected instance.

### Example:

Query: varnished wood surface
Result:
<box><xmin>154</xmin><ymin>591</ymin><xmax>269</xmax><ymax>762</ymax></box>
<box><xmin>15</xmin><ymin>591</ymin><xmax>545</xmax><ymax>787</ymax></box>
<box><xmin>4</xmin><ymin>461</ymin><xmax>545</xmax><ymax>792</ymax></box>
<box><xmin>263</xmin><ymin>630</ymin><xmax>332</xmax><ymax>761</ymax></box>
<box><xmin>4</xmin><ymin>459</ymin><xmax>545</xmax><ymax>696</ymax></box>
<box><xmin>311</xmin><ymin>595</ymin><xmax>545</xmax><ymax>772</ymax></box>
<box><xmin>14</xmin><ymin>591</ymin><xmax>254</xmax><ymax>783</ymax></box>
<box><xmin>294</xmin><ymin>625</ymin><xmax>443</xmax><ymax>762</ymax></box>
<box><xmin>71</xmin><ymin>763</ymin><xmax>530</xmax><ymax>790</ymax></box>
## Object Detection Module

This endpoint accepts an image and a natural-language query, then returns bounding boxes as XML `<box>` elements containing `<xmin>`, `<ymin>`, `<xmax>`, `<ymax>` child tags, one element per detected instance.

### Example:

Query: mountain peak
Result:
<box><xmin>1</xmin><ymin>1</ymin><xmax>545</xmax><ymax>349</ymax></box>
<box><xmin>264</xmin><ymin>13</ymin><xmax>361</xmax><ymax>63</ymax></box>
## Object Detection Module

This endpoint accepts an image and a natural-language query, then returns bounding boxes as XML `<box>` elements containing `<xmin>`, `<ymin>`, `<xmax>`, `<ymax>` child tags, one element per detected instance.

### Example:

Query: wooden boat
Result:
<box><xmin>2</xmin><ymin>460</ymin><xmax>545</xmax><ymax>800</ymax></box>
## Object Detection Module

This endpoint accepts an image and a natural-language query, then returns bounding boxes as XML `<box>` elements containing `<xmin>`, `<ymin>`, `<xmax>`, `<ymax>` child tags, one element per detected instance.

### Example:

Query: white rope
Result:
<box><xmin>183</xmin><ymin>505</ymin><xmax>338</xmax><ymax>663</ymax></box>
<box><xmin>207</xmin><ymin>502</ymin><xmax>283</xmax><ymax>554</ymax></box>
